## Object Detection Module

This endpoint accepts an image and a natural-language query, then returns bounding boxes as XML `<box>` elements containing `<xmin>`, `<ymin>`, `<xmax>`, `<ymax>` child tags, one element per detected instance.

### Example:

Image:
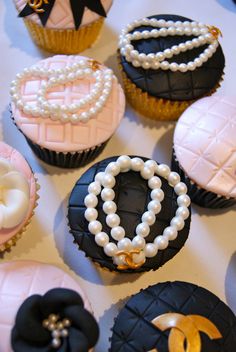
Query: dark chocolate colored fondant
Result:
<box><xmin>111</xmin><ymin>281</ymin><xmax>236</xmax><ymax>351</ymax></box>
<box><xmin>120</xmin><ymin>14</ymin><xmax>225</xmax><ymax>101</ymax></box>
<box><xmin>68</xmin><ymin>156</ymin><xmax>191</xmax><ymax>273</ymax></box>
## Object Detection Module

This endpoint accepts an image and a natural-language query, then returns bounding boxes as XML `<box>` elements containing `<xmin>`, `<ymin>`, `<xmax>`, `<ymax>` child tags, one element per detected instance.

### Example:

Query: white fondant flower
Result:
<box><xmin>0</xmin><ymin>159</ymin><xmax>30</xmax><ymax>230</ymax></box>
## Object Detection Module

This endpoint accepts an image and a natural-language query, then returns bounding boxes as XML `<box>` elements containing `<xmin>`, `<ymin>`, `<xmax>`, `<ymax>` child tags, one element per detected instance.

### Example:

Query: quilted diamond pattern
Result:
<box><xmin>120</xmin><ymin>14</ymin><xmax>225</xmax><ymax>101</ymax></box>
<box><xmin>14</xmin><ymin>0</ymin><xmax>112</xmax><ymax>29</ymax></box>
<box><xmin>0</xmin><ymin>261</ymin><xmax>91</xmax><ymax>352</ymax></box>
<box><xmin>12</xmin><ymin>55</ymin><xmax>125</xmax><ymax>153</ymax></box>
<box><xmin>68</xmin><ymin>156</ymin><xmax>191</xmax><ymax>273</ymax></box>
<box><xmin>110</xmin><ymin>281</ymin><xmax>236</xmax><ymax>352</ymax></box>
<box><xmin>174</xmin><ymin>96</ymin><xmax>236</xmax><ymax>198</ymax></box>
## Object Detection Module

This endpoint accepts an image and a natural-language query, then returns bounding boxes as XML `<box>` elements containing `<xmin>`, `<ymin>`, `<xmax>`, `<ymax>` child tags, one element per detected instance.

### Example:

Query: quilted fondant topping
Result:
<box><xmin>11</xmin><ymin>55</ymin><xmax>125</xmax><ymax>153</ymax></box>
<box><xmin>0</xmin><ymin>142</ymin><xmax>36</xmax><ymax>246</ymax></box>
<box><xmin>0</xmin><ymin>261</ymin><xmax>92</xmax><ymax>352</ymax></box>
<box><xmin>174</xmin><ymin>96</ymin><xmax>236</xmax><ymax>198</ymax></box>
<box><xmin>14</xmin><ymin>0</ymin><xmax>113</xmax><ymax>29</ymax></box>
<box><xmin>111</xmin><ymin>281</ymin><xmax>236</xmax><ymax>352</ymax></box>
<box><xmin>11</xmin><ymin>288</ymin><xmax>99</xmax><ymax>351</ymax></box>
<box><xmin>120</xmin><ymin>14</ymin><xmax>225</xmax><ymax>101</ymax></box>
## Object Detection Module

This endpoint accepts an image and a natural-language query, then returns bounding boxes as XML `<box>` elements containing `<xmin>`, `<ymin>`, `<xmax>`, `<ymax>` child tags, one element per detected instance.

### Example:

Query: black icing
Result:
<box><xmin>120</xmin><ymin>14</ymin><xmax>225</xmax><ymax>101</ymax></box>
<box><xmin>68</xmin><ymin>156</ymin><xmax>191</xmax><ymax>273</ymax></box>
<box><xmin>19</xmin><ymin>0</ymin><xmax>107</xmax><ymax>30</ymax></box>
<box><xmin>11</xmin><ymin>288</ymin><xmax>99</xmax><ymax>352</ymax></box>
<box><xmin>110</xmin><ymin>281</ymin><xmax>236</xmax><ymax>352</ymax></box>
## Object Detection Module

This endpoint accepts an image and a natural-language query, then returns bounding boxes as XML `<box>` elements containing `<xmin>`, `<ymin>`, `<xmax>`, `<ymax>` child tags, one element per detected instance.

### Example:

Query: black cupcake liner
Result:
<box><xmin>10</xmin><ymin>107</ymin><xmax>107</xmax><ymax>168</ymax></box>
<box><xmin>171</xmin><ymin>149</ymin><xmax>236</xmax><ymax>209</ymax></box>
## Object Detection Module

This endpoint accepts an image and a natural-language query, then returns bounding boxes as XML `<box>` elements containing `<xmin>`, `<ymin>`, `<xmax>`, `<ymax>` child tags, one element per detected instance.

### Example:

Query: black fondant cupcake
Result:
<box><xmin>118</xmin><ymin>14</ymin><xmax>225</xmax><ymax>121</ymax></box>
<box><xmin>68</xmin><ymin>155</ymin><xmax>191</xmax><ymax>273</ymax></box>
<box><xmin>111</xmin><ymin>281</ymin><xmax>236</xmax><ymax>351</ymax></box>
<box><xmin>172</xmin><ymin>96</ymin><xmax>236</xmax><ymax>209</ymax></box>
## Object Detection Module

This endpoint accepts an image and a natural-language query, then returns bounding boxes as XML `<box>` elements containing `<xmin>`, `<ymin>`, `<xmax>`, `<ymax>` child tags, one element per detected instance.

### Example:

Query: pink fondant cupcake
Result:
<box><xmin>172</xmin><ymin>96</ymin><xmax>236</xmax><ymax>208</ymax></box>
<box><xmin>0</xmin><ymin>142</ymin><xmax>38</xmax><ymax>252</ymax></box>
<box><xmin>13</xmin><ymin>0</ymin><xmax>113</xmax><ymax>54</ymax></box>
<box><xmin>0</xmin><ymin>261</ymin><xmax>99</xmax><ymax>351</ymax></box>
<box><xmin>10</xmin><ymin>55</ymin><xmax>125</xmax><ymax>168</ymax></box>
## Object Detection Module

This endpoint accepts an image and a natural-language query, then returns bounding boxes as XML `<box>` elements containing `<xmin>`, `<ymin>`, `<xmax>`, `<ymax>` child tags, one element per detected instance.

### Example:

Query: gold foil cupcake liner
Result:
<box><xmin>24</xmin><ymin>17</ymin><xmax>104</xmax><ymax>54</ymax></box>
<box><xmin>0</xmin><ymin>179</ymin><xmax>40</xmax><ymax>253</ymax></box>
<box><xmin>118</xmin><ymin>55</ymin><xmax>223</xmax><ymax>121</ymax></box>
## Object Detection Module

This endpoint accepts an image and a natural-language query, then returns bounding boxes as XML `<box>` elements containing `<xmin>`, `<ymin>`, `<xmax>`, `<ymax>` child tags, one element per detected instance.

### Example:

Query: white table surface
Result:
<box><xmin>0</xmin><ymin>0</ymin><xmax>236</xmax><ymax>350</ymax></box>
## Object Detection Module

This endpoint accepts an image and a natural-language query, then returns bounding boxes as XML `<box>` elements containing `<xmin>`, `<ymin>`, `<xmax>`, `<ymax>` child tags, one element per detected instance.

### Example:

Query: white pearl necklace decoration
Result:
<box><xmin>119</xmin><ymin>18</ymin><xmax>222</xmax><ymax>72</ymax></box>
<box><xmin>84</xmin><ymin>156</ymin><xmax>191</xmax><ymax>270</ymax></box>
<box><xmin>10</xmin><ymin>59</ymin><xmax>113</xmax><ymax>124</ymax></box>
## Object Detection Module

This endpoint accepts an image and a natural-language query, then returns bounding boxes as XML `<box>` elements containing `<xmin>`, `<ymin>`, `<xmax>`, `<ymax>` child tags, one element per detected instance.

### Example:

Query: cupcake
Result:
<box><xmin>0</xmin><ymin>142</ymin><xmax>38</xmax><ymax>252</ymax></box>
<box><xmin>0</xmin><ymin>260</ymin><xmax>99</xmax><ymax>351</ymax></box>
<box><xmin>111</xmin><ymin>281</ymin><xmax>236</xmax><ymax>351</ymax></box>
<box><xmin>118</xmin><ymin>14</ymin><xmax>225</xmax><ymax>121</ymax></box>
<box><xmin>10</xmin><ymin>55</ymin><xmax>125</xmax><ymax>168</ymax></box>
<box><xmin>172</xmin><ymin>96</ymin><xmax>236</xmax><ymax>209</ymax></box>
<box><xmin>68</xmin><ymin>155</ymin><xmax>191</xmax><ymax>273</ymax></box>
<box><xmin>13</xmin><ymin>0</ymin><xmax>113</xmax><ymax>54</ymax></box>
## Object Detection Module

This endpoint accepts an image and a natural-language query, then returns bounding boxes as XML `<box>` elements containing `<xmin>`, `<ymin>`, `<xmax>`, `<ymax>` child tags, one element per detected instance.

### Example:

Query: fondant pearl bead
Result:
<box><xmin>102</xmin><ymin>174</ymin><xmax>116</xmax><ymax>188</ymax></box>
<box><xmin>168</xmin><ymin>172</ymin><xmax>181</xmax><ymax>186</ymax></box>
<box><xmin>104</xmin><ymin>243</ymin><xmax>118</xmax><ymax>257</ymax></box>
<box><xmin>103</xmin><ymin>201</ymin><xmax>117</xmax><ymax>214</ymax></box>
<box><xmin>145</xmin><ymin>160</ymin><xmax>158</xmax><ymax>172</ymax></box>
<box><xmin>176</xmin><ymin>206</ymin><xmax>190</xmax><ymax>220</ymax></box>
<box><xmin>148</xmin><ymin>200</ymin><xmax>161</xmax><ymax>214</ymax></box>
<box><xmin>117</xmin><ymin>155</ymin><xmax>131</xmax><ymax>172</ymax></box>
<box><xmin>111</xmin><ymin>226</ymin><xmax>125</xmax><ymax>241</ymax></box>
<box><xmin>148</xmin><ymin>176</ymin><xmax>162</xmax><ymax>189</ymax></box>
<box><xmin>151</xmin><ymin>189</ymin><xmax>164</xmax><ymax>202</ymax></box>
<box><xmin>106</xmin><ymin>214</ymin><xmax>120</xmax><ymax>228</ymax></box>
<box><xmin>88</xmin><ymin>181</ymin><xmax>101</xmax><ymax>195</ymax></box>
<box><xmin>131</xmin><ymin>157</ymin><xmax>144</xmax><ymax>171</ymax></box>
<box><xmin>95</xmin><ymin>172</ymin><xmax>105</xmax><ymax>183</ymax></box>
<box><xmin>101</xmin><ymin>188</ymin><xmax>115</xmax><ymax>201</ymax></box>
<box><xmin>84</xmin><ymin>194</ymin><xmax>98</xmax><ymax>208</ymax></box>
<box><xmin>136</xmin><ymin>222</ymin><xmax>150</xmax><ymax>237</ymax></box>
<box><xmin>141</xmin><ymin>167</ymin><xmax>154</xmax><ymax>180</ymax></box>
<box><xmin>133</xmin><ymin>251</ymin><xmax>146</xmax><ymax>264</ymax></box>
<box><xmin>88</xmin><ymin>220</ymin><xmax>102</xmax><ymax>235</ymax></box>
<box><xmin>177</xmin><ymin>194</ymin><xmax>191</xmax><ymax>207</ymax></box>
<box><xmin>157</xmin><ymin>164</ymin><xmax>170</xmax><ymax>178</ymax></box>
<box><xmin>154</xmin><ymin>236</ymin><xmax>169</xmax><ymax>250</ymax></box>
<box><xmin>118</xmin><ymin>238</ymin><xmax>133</xmax><ymax>251</ymax></box>
<box><xmin>163</xmin><ymin>226</ymin><xmax>178</xmax><ymax>240</ymax></box>
<box><xmin>141</xmin><ymin>211</ymin><xmax>156</xmax><ymax>225</ymax></box>
<box><xmin>105</xmin><ymin>162</ymin><xmax>120</xmax><ymax>176</ymax></box>
<box><xmin>132</xmin><ymin>235</ymin><xmax>146</xmax><ymax>249</ymax></box>
<box><xmin>174</xmin><ymin>182</ymin><xmax>188</xmax><ymax>195</ymax></box>
<box><xmin>170</xmin><ymin>216</ymin><xmax>185</xmax><ymax>230</ymax></box>
<box><xmin>84</xmin><ymin>208</ymin><xmax>98</xmax><ymax>221</ymax></box>
<box><xmin>95</xmin><ymin>232</ymin><xmax>109</xmax><ymax>247</ymax></box>
<box><xmin>144</xmin><ymin>243</ymin><xmax>158</xmax><ymax>257</ymax></box>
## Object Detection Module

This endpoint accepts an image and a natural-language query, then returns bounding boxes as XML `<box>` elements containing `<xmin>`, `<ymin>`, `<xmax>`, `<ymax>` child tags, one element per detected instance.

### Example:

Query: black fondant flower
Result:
<box><xmin>19</xmin><ymin>0</ymin><xmax>107</xmax><ymax>29</ymax></box>
<box><xmin>11</xmin><ymin>288</ymin><xmax>99</xmax><ymax>352</ymax></box>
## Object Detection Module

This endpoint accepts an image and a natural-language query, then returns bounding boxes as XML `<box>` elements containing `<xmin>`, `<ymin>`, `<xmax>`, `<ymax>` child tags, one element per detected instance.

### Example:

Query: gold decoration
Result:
<box><xmin>88</xmin><ymin>59</ymin><xmax>101</xmax><ymax>71</ymax></box>
<box><xmin>27</xmin><ymin>0</ymin><xmax>49</xmax><ymax>14</ymax></box>
<box><xmin>115</xmin><ymin>249</ymin><xmax>145</xmax><ymax>270</ymax></box>
<box><xmin>150</xmin><ymin>313</ymin><xmax>222</xmax><ymax>352</ymax></box>
<box><xmin>207</xmin><ymin>26</ymin><xmax>222</xmax><ymax>39</ymax></box>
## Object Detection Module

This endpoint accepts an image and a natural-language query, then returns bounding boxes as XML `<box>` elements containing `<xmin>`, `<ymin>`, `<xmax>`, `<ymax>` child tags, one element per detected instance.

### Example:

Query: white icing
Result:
<box><xmin>0</xmin><ymin>159</ymin><xmax>30</xmax><ymax>230</ymax></box>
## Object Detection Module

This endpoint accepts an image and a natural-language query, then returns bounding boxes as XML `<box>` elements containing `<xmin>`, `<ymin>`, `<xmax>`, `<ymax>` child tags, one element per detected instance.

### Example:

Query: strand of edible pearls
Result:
<box><xmin>119</xmin><ymin>18</ymin><xmax>219</xmax><ymax>72</ymax></box>
<box><xmin>84</xmin><ymin>156</ymin><xmax>191</xmax><ymax>268</ymax></box>
<box><xmin>43</xmin><ymin>314</ymin><xmax>71</xmax><ymax>349</ymax></box>
<box><xmin>10</xmin><ymin>60</ymin><xmax>113</xmax><ymax>124</ymax></box>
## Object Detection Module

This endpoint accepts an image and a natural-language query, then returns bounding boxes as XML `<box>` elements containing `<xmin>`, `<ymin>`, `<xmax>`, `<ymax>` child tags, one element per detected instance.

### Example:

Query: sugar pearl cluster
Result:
<box><xmin>119</xmin><ymin>18</ymin><xmax>220</xmax><ymax>72</ymax></box>
<box><xmin>42</xmin><ymin>314</ymin><xmax>71</xmax><ymax>349</ymax></box>
<box><xmin>84</xmin><ymin>156</ymin><xmax>191</xmax><ymax>269</ymax></box>
<box><xmin>10</xmin><ymin>59</ymin><xmax>113</xmax><ymax>124</ymax></box>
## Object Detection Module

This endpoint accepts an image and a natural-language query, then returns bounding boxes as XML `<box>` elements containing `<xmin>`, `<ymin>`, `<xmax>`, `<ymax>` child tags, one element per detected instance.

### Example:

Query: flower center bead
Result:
<box><xmin>84</xmin><ymin>156</ymin><xmax>191</xmax><ymax>270</ymax></box>
<box><xmin>119</xmin><ymin>18</ymin><xmax>221</xmax><ymax>72</ymax></box>
<box><xmin>43</xmin><ymin>314</ymin><xmax>71</xmax><ymax>349</ymax></box>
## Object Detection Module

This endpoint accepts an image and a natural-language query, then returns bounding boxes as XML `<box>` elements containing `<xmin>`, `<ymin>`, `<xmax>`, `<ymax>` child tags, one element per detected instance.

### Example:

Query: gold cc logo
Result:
<box><xmin>27</xmin><ymin>0</ymin><xmax>49</xmax><ymax>13</ymax></box>
<box><xmin>115</xmin><ymin>249</ymin><xmax>145</xmax><ymax>270</ymax></box>
<box><xmin>149</xmin><ymin>313</ymin><xmax>222</xmax><ymax>352</ymax></box>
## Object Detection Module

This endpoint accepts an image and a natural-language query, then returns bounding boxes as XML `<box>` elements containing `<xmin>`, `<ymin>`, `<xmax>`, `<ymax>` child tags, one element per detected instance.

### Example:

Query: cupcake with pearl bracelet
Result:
<box><xmin>68</xmin><ymin>156</ymin><xmax>191</xmax><ymax>273</ymax></box>
<box><xmin>118</xmin><ymin>14</ymin><xmax>225</xmax><ymax>121</ymax></box>
<box><xmin>10</xmin><ymin>55</ymin><xmax>125</xmax><ymax>168</ymax></box>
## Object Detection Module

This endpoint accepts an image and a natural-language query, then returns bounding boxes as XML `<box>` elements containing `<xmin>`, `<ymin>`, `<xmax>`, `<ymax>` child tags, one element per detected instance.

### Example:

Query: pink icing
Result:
<box><xmin>13</xmin><ymin>0</ymin><xmax>113</xmax><ymax>29</ymax></box>
<box><xmin>0</xmin><ymin>261</ymin><xmax>92</xmax><ymax>352</ymax></box>
<box><xmin>174</xmin><ymin>96</ymin><xmax>236</xmax><ymax>198</ymax></box>
<box><xmin>0</xmin><ymin>142</ymin><xmax>37</xmax><ymax>245</ymax></box>
<box><xmin>11</xmin><ymin>55</ymin><xmax>125</xmax><ymax>153</ymax></box>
